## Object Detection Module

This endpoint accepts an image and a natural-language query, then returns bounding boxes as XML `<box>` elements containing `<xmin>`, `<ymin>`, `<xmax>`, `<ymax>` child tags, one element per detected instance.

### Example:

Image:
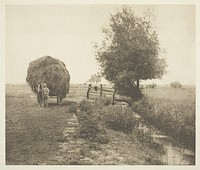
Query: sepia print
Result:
<box><xmin>4</xmin><ymin>2</ymin><xmax>196</xmax><ymax>167</ymax></box>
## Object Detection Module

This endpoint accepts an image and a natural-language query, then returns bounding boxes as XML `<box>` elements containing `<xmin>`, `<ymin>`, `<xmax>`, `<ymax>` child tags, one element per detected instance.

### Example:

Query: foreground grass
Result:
<box><xmin>6</xmin><ymin>85</ymin><xmax>73</xmax><ymax>165</ymax></box>
<box><xmin>66</xmin><ymin>129</ymin><xmax>163</xmax><ymax>165</ymax></box>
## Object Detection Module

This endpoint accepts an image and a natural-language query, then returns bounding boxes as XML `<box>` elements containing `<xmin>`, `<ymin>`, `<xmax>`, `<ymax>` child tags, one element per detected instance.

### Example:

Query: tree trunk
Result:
<box><xmin>136</xmin><ymin>79</ymin><xmax>140</xmax><ymax>89</ymax></box>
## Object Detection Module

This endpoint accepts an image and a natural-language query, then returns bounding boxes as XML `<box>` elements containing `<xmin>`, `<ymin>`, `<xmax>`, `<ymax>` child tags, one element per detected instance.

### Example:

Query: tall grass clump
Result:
<box><xmin>101</xmin><ymin>105</ymin><xmax>138</xmax><ymax>133</ymax></box>
<box><xmin>94</xmin><ymin>96</ymin><xmax>112</xmax><ymax>107</ymax></box>
<box><xmin>131</xmin><ymin>129</ymin><xmax>165</xmax><ymax>155</ymax></box>
<box><xmin>132</xmin><ymin>95</ymin><xmax>195</xmax><ymax>150</ymax></box>
<box><xmin>26</xmin><ymin>56</ymin><xmax>70</xmax><ymax>97</ymax></box>
<box><xmin>68</xmin><ymin>103</ymin><xmax>78</xmax><ymax>113</ymax></box>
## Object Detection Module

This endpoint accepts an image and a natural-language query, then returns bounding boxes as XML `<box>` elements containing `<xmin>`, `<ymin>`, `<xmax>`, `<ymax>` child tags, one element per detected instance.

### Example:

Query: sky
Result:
<box><xmin>5</xmin><ymin>4</ymin><xmax>195</xmax><ymax>85</ymax></box>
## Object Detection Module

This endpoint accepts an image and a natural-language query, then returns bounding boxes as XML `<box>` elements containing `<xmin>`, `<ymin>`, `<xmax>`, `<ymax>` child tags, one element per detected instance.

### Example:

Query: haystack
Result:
<box><xmin>26</xmin><ymin>56</ymin><xmax>70</xmax><ymax>98</ymax></box>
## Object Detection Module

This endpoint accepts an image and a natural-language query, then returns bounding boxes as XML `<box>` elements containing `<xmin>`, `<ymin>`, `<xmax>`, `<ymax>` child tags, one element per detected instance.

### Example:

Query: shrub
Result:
<box><xmin>76</xmin><ymin>111</ymin><xmax>89</xmax><ymax>123</ymax></box>
<box><xmin>101</xmin><ymin>105</ymin><xmax>138</xmax><ymax>133</ymax></box>
<box><xmin>77</xmin><ymin>115</ymin><xmax>100</xmax><ymax>140</ymax></box>
<box><xmin>79</xmin><ymin>99</ymin><xmax>92</xmax><ymax>112</ymax></box>
<box><xmin>117</xmin><ymin>85</ymin><xmax>143</xmax><ymax>100</ymax></box>
<box><xmin>93</xmin><ymin>132</ymin><xmax>110</xmax><ymax>144</ymax></box>
<box><xmin>170</xmin><ymin>81</ymin><xmax>182</xmax><ymax>88</ymax></box>
<box><xmin>115</xmin><ymin>96</ymin><xmax>133</xmax><ymax>106</ymax></box>
<box><xmin>68</xmin><ymin>103</ymin><xmax>78</xmax><ymax>113</ymax></box>
<box><xmin>131</xmin><ymin>129</ymin><xmax>165</xmax><ymax>154</ymax></box>
<box><xmin>131</xmin><ymin>95</ymin><xmax>152</xmax><ymax>116</ymax></box>
<box><xmin>76</xmin><ymin>111</ymin><xmax>105</xmax><ymax>142</ymax></box>
<box><xmin>94</xmin><ymin>96</ymin><xmax>112</xmax><ymax>108</ymax></box>
<box><xmin>132</xmin><ymin>129</ymin><xmax>152</xmax><ymax>144</ymax></box>
<box><xmin>76</xmin><ymin>104</ymin><xmax>110</xmax><ymax>144</ymax></box>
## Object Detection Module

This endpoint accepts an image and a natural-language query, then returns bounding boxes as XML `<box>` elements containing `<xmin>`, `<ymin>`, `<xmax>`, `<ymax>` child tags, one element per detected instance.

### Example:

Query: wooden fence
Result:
<box><xmin>86</xmin><ymin>84</ymin><xmax>133</xmax><ymax>106</ymax></box>
<box><xmin>86</xmin><ymin>84</ymin><xmax>116</xmax><ymax>104</ymax></box>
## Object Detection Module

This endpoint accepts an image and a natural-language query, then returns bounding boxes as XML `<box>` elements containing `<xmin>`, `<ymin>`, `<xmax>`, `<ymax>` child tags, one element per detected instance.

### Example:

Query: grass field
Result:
<box><xmin>142</xmin><ymin>85</ymin><xmax>195</xmax><ymax>102</ymax></box>
<box><xmin>6</xmin><ymin>84</ymin><xmax>75</xmax><ymax>164</ymax></box>
<box><xmin>6</xmin><ymin>84</ymin><xmax>165</xmax><ymax>165</ymax></box>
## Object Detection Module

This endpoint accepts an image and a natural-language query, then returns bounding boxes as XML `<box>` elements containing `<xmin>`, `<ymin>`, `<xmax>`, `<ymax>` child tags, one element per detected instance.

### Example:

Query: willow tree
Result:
<box><xmin>95</xmin><ymin>8</ymin><xmax>166</xmax><ymax>99</ymax></box>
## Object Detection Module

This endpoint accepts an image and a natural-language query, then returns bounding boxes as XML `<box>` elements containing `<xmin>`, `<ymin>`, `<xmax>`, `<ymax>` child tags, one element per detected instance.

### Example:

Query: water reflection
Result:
<box><xmin>154</xmin><ymin>136</ymin><xmax>195</xmax><ymax>165</ymax></box>
<box><xmin>136</xmin><ymin>114</ymin><xmax>195</xmax><ymax>165</ymax></box>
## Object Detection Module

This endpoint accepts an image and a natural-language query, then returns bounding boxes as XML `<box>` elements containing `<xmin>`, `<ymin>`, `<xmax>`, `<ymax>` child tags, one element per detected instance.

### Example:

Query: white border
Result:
<box><xmin>1</xmin><ymin>0</ymin><xmax>199</xmax><ymax>170</ymax></box>
<box><xmin>3</xmin><ymin>0</ymin><xmax>198</xmax><ymax>5</ymax></box>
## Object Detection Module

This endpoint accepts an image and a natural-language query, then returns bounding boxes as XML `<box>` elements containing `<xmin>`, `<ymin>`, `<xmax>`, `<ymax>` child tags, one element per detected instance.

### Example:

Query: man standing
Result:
<box><xmin>42</xmin><ymin>83</ymin><xmax>49</xmax><ymax>108</ymax></box>
<box><xmin>36</xmin><ymin>81</ymin><xmax>43</xmax><ymax>107</ymax></box>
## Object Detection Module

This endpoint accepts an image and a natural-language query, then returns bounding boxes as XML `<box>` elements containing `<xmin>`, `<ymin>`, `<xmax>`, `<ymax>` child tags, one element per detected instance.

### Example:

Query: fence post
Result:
<box><xmin>100</xmin><ymin>84</ymin><xmax>102</xmax><ymax>97</ymax></box>
<box><xmin>87</xmin><ymin>84</ymin><xmax>91</xmax><ymax>99</ymax></box>
<box><xmin>112</xmin><ymin>89</ymin><xmax>116</xmax><ymax>105</ymax></box>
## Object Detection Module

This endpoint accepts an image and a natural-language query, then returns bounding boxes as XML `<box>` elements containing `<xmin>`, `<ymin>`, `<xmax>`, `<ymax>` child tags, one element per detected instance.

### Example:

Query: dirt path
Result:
<box><xmin>55</xmin><ymin>111</ymin><xmax>118</xmax><ymax>165</ymax></box>
<box><xmin>55</xmin><ymin>113</ymin><xmax>84</xmax><ymax>164</ymax></box>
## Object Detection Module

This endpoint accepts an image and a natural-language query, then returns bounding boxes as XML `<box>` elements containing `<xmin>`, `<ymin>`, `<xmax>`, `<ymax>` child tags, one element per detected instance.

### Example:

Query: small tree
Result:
<box><xmin>88</xmin><ymin>73</ymin><xmax>102</xmax><ymax>84</ymax></box>
<box><xmin>95</xmin><ymin>8</ymin><xmax>166</xmax><ymax>99</ymax></box>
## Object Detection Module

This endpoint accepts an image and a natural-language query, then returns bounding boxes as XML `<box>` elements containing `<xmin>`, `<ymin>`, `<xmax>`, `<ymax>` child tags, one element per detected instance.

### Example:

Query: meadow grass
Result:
<box><xmin>6</xmin><ymin>84</ymin><xmax>74</xmax><ymax>164</ymax></box>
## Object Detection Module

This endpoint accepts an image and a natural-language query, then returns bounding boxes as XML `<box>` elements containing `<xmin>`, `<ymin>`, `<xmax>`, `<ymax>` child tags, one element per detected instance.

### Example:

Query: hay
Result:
<box><xmin>26</xmin><ymin>56</ymin><xmax>70</xmax><ymax>98</ymax></box>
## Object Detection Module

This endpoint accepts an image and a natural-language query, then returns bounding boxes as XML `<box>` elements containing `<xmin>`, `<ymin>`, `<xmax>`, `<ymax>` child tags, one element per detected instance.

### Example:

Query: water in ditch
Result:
<box><xmin>136</xmin><ymin>115</ymin><xmax>195</xmax><ymax>165</ymax></box>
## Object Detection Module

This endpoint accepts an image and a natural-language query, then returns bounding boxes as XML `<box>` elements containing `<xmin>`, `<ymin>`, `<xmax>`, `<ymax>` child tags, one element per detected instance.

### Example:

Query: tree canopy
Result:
<box><xmin>88</xmin><ymin>73</ymin><xmax>102</xmax><ymax>84</ymax></box>
<box><xmin>95</xmin><ymin>8</ymin><xmax>166</xmax><ymax>98</ymax></box>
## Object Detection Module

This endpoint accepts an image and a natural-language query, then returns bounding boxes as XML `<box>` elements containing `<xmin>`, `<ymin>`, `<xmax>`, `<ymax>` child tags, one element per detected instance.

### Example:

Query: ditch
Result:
<box><xmin>136</xmin><ymin>114</ymin><xmax>195</xmax><ymax>165</ymax></box>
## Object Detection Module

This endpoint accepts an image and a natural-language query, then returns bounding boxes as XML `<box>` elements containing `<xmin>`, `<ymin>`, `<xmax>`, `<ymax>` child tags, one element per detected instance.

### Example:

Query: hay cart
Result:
<box><xmin>26</xmin><ymin>56</ymin><xmax>70</xmax><ymax>106</ymax></box>
<box><xmin>49</xmin><ymin>90</ymin><xmax>65</xmax><ymax>105</ymax></box>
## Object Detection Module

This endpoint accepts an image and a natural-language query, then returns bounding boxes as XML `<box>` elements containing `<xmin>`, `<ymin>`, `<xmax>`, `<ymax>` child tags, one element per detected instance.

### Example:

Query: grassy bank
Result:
<box><xmin>132</xmin><ymin>86</ymin><xmax>195</xmax><ymax>150</ymax></box>
<box><xmin>74</xmin><ymin>98</ymin><xmax>165</xmax><ymax>164</ymax></box>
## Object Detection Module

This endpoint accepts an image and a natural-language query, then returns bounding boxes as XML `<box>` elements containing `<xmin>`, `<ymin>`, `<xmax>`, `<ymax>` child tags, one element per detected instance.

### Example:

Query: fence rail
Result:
<box><xmin>86</xmin><ymin>84</ymin><xmax>116</xmax><ymax>104</ymax></box>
